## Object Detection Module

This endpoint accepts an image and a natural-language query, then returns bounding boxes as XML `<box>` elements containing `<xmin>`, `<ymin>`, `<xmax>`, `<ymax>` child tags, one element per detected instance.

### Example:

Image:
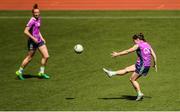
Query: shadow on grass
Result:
<box><xmin>15</xmin><ymin>74</ymin><xmax>42</xmax><ymax>80</ymax></box>
<box><xmin>65</xmin><ymin>98</ymin><xmax>75</xmax><ymax>100</ymax></box>
<box><xmin>98</xmin><ymin>95</ymin><xmax>152</xmax><ymax>101</ymax></box>
<box><xmin>23</xmin><ymin>74</ymin><xmax>39</xmax><ymax>78</ymax></box>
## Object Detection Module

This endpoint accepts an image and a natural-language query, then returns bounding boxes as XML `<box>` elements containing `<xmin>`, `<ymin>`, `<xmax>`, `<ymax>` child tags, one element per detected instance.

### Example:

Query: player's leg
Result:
<box><xmin>16</xmin><ymin>50</ymin><xmax>36</xmax><ymax>80</ymax></box>
<box><xmin>38</xmin><ymin>44</ymin><xmax>50</xmax><ymax>79</ymax></box>
<box><xmin>103</xmin><ymin>64</ymin><xmax>135</xmax><ymax>77</ymax></box>
<box><xmin>129</xmin><ymin>72</ymin><xmax>143</xmax><ymax>101</ymax></box>
<box><xmin>117</xmin><ymin>65</ymin><xmax>136</xmax><ymax>75</ymax></box>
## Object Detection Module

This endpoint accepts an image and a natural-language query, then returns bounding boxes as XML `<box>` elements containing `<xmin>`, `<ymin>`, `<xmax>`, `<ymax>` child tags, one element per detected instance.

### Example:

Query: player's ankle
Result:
<box><xmin>137</xmin><ymin>91</ymin><xmax>143</xmax><ymax>96</ymax></box>
<box><xmin>109</xmin><ymin>71</ymin><xmax>117</xmax><ymax>76</ymax></box>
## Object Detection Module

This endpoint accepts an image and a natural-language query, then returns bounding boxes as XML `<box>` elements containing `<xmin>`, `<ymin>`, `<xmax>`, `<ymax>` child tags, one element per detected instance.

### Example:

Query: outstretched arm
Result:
<box><xmin>111</xmin><ymin>44</ymin><xmax>139</xmax><ymax>57</ymax></box>
<box><xmin>151</xmin><ymin>48</ymin><xmax>157</xmax><ymax>72</ymax></box>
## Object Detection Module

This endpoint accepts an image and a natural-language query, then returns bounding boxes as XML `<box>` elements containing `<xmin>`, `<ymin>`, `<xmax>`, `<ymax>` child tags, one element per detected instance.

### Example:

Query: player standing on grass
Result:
<box><xmin>103</xmin><ymin>33</ymin><xmax>157</xmax><ymax>101</ymax></box>
<box><xmin>16</xmin><ymin>4</ymin><xmax>50</xmax><ymax>80</ymax></box>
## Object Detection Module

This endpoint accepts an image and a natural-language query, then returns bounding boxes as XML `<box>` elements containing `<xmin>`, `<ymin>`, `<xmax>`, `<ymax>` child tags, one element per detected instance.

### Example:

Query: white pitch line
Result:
<box><xmin>0</xmin><ymin>16</ymin><xmax>180</xmax><ymax>19</ymax></box>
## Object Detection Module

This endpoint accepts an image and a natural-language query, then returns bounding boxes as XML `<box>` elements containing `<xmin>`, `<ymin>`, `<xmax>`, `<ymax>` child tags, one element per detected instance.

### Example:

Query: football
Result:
<box><xmin>74</xmin><ymin>44</ymin><xmax>83</xmax><ymax>53</ymax></box>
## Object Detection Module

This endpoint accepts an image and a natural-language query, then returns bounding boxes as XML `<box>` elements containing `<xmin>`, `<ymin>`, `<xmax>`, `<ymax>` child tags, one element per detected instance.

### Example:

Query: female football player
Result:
<box><xmin>16</xmin><ymin>4</ymin><xmax>50</xmax><ymax>80</ymax></box>
<box><xmin>103</xmin><ymin>33</ymin><xmax>157</xmax><ymax>101</ymax></box>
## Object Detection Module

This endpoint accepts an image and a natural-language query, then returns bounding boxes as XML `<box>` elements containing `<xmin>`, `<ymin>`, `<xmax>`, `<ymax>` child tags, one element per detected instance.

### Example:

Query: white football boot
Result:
<box><xmin>136</xmin><ymin>93</ymin><xmax>144</xmax><ymax>101</ymax></box>
<box><xmin>103</xmin><ymin>68</ymin><xmax>114</xmax><ymax>78</ymax></box>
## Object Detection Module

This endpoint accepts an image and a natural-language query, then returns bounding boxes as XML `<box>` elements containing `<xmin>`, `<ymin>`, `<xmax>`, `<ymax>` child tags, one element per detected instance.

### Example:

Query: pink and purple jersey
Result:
<box><xmin>26</xmin><ymin>17</ymin><xmax>42</xmax><ymax>43</ymax></box>
<box><xmin>136</xmin><ymin>41</ymin><xmax>152</xmax><ymax>67</ymax></box>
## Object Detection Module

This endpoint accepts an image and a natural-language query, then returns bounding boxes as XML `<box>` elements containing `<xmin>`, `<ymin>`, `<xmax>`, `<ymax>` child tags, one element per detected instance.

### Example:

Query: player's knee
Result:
<box><xmin>129</xmin><ymin>77</ymin><xmax>135</xmax><ymax>82</ymax></box>
<box><xmin>129</xmin><ymin>77</ymin><xmax>132</xmax><ymax>82</ymax></box>
<box><xmin>44</xmin><ymin>55</ymin><xmax>50</xmax><ymax>59</ymax></box>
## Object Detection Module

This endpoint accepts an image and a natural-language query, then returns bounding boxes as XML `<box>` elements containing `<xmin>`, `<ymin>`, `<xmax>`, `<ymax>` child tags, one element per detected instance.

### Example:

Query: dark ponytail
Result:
<box><xmin>32</xmin><ymin>4</ymin><xmax>39</xmax><ymax>13</ymax></box>
<box><xmin>132</xmin><ymin>33</ymin><xmax>146</xmax><ymax>42</ymax></box>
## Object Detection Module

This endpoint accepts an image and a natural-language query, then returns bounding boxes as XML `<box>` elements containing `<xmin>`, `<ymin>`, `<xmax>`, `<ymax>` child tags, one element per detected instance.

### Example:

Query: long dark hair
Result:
<box><xmin>132</xmin><ymin>33</ymin><xmax>146</xmax><ymax>42</ymax></box>
<box><xmin>32</xmin><ymin>4</ymin><xmax>39</xmax><ymax>13</ymax></box>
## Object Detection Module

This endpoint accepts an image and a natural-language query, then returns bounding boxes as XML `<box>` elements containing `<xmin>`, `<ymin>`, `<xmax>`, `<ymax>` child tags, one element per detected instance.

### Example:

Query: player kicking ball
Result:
<box><xmin>15</xmin><ymin>4</ymin><xmax>50</xmax><ymax>80</ymax></box>
<box><xmin>103</xmin><ymin>33</ymin><xmax>157</xmax><ymax>101</ymax></box>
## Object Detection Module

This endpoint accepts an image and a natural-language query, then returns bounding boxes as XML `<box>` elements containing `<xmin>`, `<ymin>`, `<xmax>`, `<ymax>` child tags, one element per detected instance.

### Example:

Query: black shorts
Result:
<box><xmin>28</xmin><ymin>39</ymin><xmax>45</xmax><ymax>51</ymax></box>
<box><xmin>135</xmin><ymin>64</ymin><xmax>150</xmax><ymax>76</ymax></box>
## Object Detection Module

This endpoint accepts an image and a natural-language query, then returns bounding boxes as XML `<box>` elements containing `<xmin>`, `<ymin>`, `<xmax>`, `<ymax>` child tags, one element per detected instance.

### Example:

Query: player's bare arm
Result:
<box><xmin>24</xmin><ymin>27</ymin><xmax>38</xmax><ymax>43</ymax></box>
<box><xmin>111</xmin><ymin>44</ymin><xmax>139</xmax><ymax>57</ymax></box>
<box><xmin>39</xmin><ymin>32</ymin><xmax>46</xmax><ymax>43</ymax></box>
<box><xmin>151</xmin><ymin>48</ymin><xmax>157</xmax><ymax>72</ymax></box>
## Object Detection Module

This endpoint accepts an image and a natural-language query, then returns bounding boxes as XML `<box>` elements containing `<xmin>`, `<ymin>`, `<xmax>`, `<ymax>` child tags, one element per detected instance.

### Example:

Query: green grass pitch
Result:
<box><xmin>0</xmin><ymin>10</ymin><xmax>180</xmax><ymax>110</ymax></box>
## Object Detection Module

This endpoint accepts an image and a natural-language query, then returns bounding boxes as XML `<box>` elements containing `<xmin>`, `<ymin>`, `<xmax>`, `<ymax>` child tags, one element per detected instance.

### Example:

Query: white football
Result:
<box><xmin>74</xmin><ymin>44</ymin><xmax>83</xmax><ymax>53</ymax></box>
